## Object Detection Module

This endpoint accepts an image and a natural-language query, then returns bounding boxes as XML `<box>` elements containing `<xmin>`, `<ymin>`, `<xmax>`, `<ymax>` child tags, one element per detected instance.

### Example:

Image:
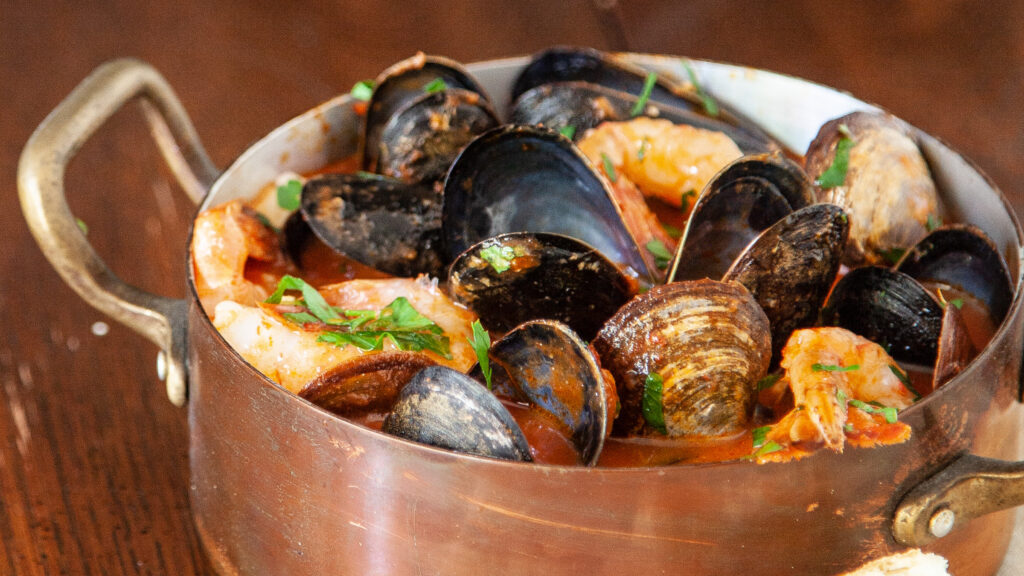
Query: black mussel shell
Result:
<box><xmin>443</xmin><ymin>124</ymin><xmax>655</xmax><ymax>282</ymax></box>
<box><xmin>669</xmin><ymin>153</ymin><xmax>814</xmax><ymax>282</ymax></box>
<box><xmin>481</xmin><ymin>320</ymin><xmax>608</xmax><ymax>466</ymax></box>
<box><xmin>448</xmin><ymin>232</ymin><xmax>635</xmax><ymax>340</ymax></box>
<box><xmin>382</xmin><ymin>365</ymin><xmax>532</xmax><ymax>462</ymax></box>
<box><xmin>723</xmin><ymin>203</ymin><xmax>849</xmax><ymax>363</ymax></box>
<box><xmin>377</xmin><ymin>88</ymin><xmax>499</xmax><ymax>183</ymax></box>
<box><xmin>820</xmin><ymin>266</ymin><xmax>943</xmax><ymax>366</ymax></box>
<box><xmin>298</xmin><ymin>352</ymin><xmax>437</xmax><ymax>417</ymax></box>
<box><xmin>593</xmin><ymin>279</ymin><xmax>771</xmax><ymax>437</ymax></box>
<box><xmin>300</xmin><ymin>174</ymin><xmax>444</xmax><ymax>277</ymax></box>
<box><xmin>363</xmin><ymin>54</ymin><xmax>490</xmax><ymax>174</ymax></box>
<box><xmin>509</xmin><ymin>81</ymin><xmax>774</xmax><ymax>154</ymax></box>
<box><xmin>896</xmin><ymin>224</ymin><xmax>1013</xmax><ymax>325</ymax></box>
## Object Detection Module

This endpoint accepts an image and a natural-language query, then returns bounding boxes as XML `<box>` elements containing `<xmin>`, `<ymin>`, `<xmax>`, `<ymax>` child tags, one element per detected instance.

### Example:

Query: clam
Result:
<box><xmin>804</xmin><ymin>111</ymin><xmax>942</xmax><ymax>266</ymax></box>
<box><xmin>443</xmin><ymin>124</ymin><xmax>657</xmax><ymax>282</ymax></box>
<box><xmin>383</xmin><ymin>365</ymin><xmax>533</xmax><ymax>461</ymax></box>
<box><xmin>447</xmin><ymin>232</ymin><xmax>635</xmax><ymax>340</ymax></box>
<box><xmin>593</xmin><ymin>279</ymin><xmax>771</xmax><ymax>437</ymax></box>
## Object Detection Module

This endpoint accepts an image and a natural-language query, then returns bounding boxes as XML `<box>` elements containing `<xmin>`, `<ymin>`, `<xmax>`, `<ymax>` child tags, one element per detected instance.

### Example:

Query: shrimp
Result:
<box><xmin>576</xmin><ymin>117</ymin><xmax>743</xmax><ymax>211</ymax></box>
<box><xmin>212</xmin><ymin>276</ymin><xmax>478</xmax><ymax>393</ymax></box>
<box><xmin>191</xmin><ymin>199</ymin><xmax>293</xmax><ymax>313</ymax></box>
<box><xmin>758</xmin><ymin>327</ymin><xmax>916</xmax><ymax>462</ymax></box>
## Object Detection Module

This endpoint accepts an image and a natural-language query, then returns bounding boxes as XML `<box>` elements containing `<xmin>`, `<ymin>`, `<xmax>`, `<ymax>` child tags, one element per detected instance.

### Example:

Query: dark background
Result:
<box><xmin>2</xmin><ymin>2</ymin><xmax>1022</xmax><ymax>573</ymax></box>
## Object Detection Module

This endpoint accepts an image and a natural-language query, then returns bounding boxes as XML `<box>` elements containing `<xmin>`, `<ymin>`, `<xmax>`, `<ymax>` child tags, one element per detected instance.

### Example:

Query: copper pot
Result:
<box><xmin>18</xmin><ymin>55</ymin><xmax>1024</xmax><ymax>575</ymax></box>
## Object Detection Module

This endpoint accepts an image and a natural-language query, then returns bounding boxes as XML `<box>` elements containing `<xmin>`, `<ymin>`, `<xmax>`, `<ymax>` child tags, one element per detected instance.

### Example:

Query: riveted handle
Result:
<box><xmin>893</xmin><ymin>453</ymin><xmax>1024</xmax><ymax>546</ymax></box>
<box><xmin>17</xmin><ymin>58</ymin><xmax>219</xmax><ymax>406</ymax></box>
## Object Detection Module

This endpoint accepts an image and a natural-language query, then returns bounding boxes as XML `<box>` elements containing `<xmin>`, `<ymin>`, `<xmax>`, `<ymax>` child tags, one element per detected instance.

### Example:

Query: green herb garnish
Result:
<box><xmin>756</xmin><ymin>372</ymin><xmax>782</xmax><ymax>391</ymax></box>
<box><xmin>926</xmin><ymin>214</ymin><xmax>943</xmax><ymax>232</ymax></box>
<box><xmin>631</xmin><ymin>72</ymin><xmax>658</xmax><ymax>117</ymax></box>
<box><xmin>266</xmin><ymin>275</ymin><xmax>337</xmax><ymax>322</ymax></box>
<box><xmin>948</xmin><ymin>298</ymin><xmax>963</xmax><ymax>309</ymax></box>
<box><xmin>637</xmin><ymin>137</ymin><xmax>651</xmax><ymax>161</ymax></box>
<box><xmin>684</xmin><ymin>61</ymin><xmax>719</xmax><ymax>117</ymax></box>
<box><xmin>276</xmin><ymin>179</ymin><xmax>303</xmax><ymax>211</ymax></box>
<box><xmin>811</xmin><ymin>363</ymin><xmax>860</xmax><ymax>372</ymax></box>
<box><xmin>467</xmin><ymin>320</ymin><xmax>492</xmax><ymax>389</ymax></box>
<box><xmin>254</xmin><ymin>212</ymin><xmax>280</xmax><ymax>234</ymax></box>
<box><xmin>76</xmin><ymin>218</ymin><xmax>89</xmax><ymax>235</ymax></box>
<box><xmin>754</xmin><ymin>440</ymin><xmax>783</xmax><ymax>458</ymax></box>
<box><xmin>559</xmin><ymin>125</ymin><xmax>577</xmax><ymax>140</ymax></box>
<box><xmin>350</xmin><ymin>80</ymin><xmax>375</xmax><ymax>102</ymax></box>
<box><xmin>479</xmin><ymin>244</ymin><xmax>518</xmax><ymax>273</ymax></box>
<box><xmin>662</xmin><ymin>223</ymin><xmax>682</xmax><ymax>239</ymax></box>
<box><xmin>848</xmin><ymin>398</ymin><xmax>899</xmax><ymax>424</ymax></box>
<box><xmin>601</xmin><ymin>152</ymin><xmax>617</xmax><ymax>182</ymax></box>
<box><xmin>888</xmin><ymin>364</ymin><xmax>921</xmax><ymax>400</ymax></box>
<box><xmin>423</xmin><ymin>78</ymin><xmax>448</xmax><ymax>93</ymax></box>
<box><xmin>645</xmin><ymin>239</ymin><xmax>673</xmax><ymax>270</ymax></box>
<box><xmin>815</xmin><ymin>125</ymin><xmax>856</xmax><ymax>189</ymax></box>
<box><xmin>880</xmin><ymin>247</ymin><xmax>906</xmax><ymax>265</ymax></box>
<box><xmin>642</xmin><ymin>372</ymin><xmax>667</xmax><ymax>434</ymax></box>
<box><xmin>751</xmin><ymin>425</ymin><xmax>771</xmax><ymax>449</ymax></box>
<box><xmin>680</xmin><ymin>189</ymin><xmax>697</xmax><ymax>207</ymax></box>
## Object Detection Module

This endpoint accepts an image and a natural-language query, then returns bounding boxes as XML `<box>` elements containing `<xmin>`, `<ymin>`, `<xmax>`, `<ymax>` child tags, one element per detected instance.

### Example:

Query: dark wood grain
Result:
<box><xmin>1</xmin><ymin>2</ymin><xmax>1022</xmax><ymax>574</ymax></box>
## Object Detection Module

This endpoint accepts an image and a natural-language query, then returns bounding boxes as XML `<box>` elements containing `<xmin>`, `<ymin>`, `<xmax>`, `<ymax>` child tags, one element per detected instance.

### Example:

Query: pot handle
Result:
<box><xmin>893</xmin><ymin>453</ymin><xmax>1024</xmax><ymax>546</ymax></box>
<box><xmin>17</xmin><ymin>58</ymin><xmax>219</xmax><ymax>407</ymax></box>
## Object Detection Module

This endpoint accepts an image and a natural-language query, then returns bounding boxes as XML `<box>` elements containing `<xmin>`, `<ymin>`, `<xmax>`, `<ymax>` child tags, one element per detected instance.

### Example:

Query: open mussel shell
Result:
<box><xmin>820</xmin><ymin>266</ymin><xmax>943</xmax><ymax>366</ymax></box>
<box><xmin>298</xmin><ymin>352</ymin><xmax>437</xmax><ymax>417</ymax></box>
<box><xmin>804</xmin><ymin>111</ymin><xmax>942</xmax><ymax>266</ymax></box>
<box><xmin>443</xmin><ymin>124</ymin><xmax>655</xmax><ymax>282</ymax></box>
<box><xmin>669</xmin><ymin>153</ymin><xmax>815</xmax><ymax>282</ymax></box>
<box><xmin>376</xmin><ymin>88</ymin><xmax>499</xmax><ymax>184</ymax></box>
<box><xmin>593</xmin><ymin>279</ymin><xmax>771</xmax><ymax>437</ymax></box>
<box><xmin>447</xmin><ymin>232</ymin><xmax>635</xmax><ymax>340</ymax></box>
<box><xmin>382</xmin><ymin>365</ymin><xmax>532</xmax><ymax>462</ymax></box>
<box><xmin>300</xmin><ymin>174</ymin><xmax>444</xmax><ymax>277</ymax></box>
<box><xmin>509</xmin><ymin>81</ymin><xmax>774</xmax><ymax>154</ymax></box>
<box><xmin>480</xmin><ymin>320</ymin><xmax>608</xmax><ymax>466</ymax></box>
<box><xmin>896</xmin><ymin>224</ymin><xmax>1014</xmax><ymax>325</ymax></box>
<box><xmin>723</xmin><ymin>203</ymin><xmax>849</xmax><ymax>362</ymax></box>
<box><xmin>362</xmin><ymin>54</ymin><xmax>490</xmax><ymax>173</ymax></box>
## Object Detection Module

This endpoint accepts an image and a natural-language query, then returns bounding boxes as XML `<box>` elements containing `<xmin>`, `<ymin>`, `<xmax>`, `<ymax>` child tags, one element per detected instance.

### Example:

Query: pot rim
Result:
<box><xmin>187</xmin><ymin>51</ymin><xmax>1024</xmax><ymax>473</ymax></box>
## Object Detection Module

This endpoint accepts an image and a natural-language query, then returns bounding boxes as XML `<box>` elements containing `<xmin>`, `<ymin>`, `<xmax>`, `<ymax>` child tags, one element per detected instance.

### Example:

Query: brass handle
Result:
<box><xmin>893</xmin><ymin>453</ymin><xmax>1024</xmax><ymax>546</ymax></box>
<box><xmin>17</xmin><ymin>58</ymin><xmax>219</xmax><ymax>406</ymax></box>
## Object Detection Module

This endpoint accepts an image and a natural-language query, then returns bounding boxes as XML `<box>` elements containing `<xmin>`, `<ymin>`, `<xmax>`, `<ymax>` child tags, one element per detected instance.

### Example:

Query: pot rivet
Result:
<box><xmin>156</xmin><ymin>351</ymin><xmax>167</xmax><ymax>381</ymax></box>
<box><xmin>929</xmin><ymin>507</ymin><xmax>955</xmax><ymax>538</ymax></box>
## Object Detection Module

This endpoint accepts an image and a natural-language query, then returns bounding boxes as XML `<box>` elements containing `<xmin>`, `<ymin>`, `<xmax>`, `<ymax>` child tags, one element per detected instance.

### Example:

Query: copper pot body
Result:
<box><xmin>20</xmin><ymin>55</ymin><xmax>1024</xmax><ymax>575</ymax></box>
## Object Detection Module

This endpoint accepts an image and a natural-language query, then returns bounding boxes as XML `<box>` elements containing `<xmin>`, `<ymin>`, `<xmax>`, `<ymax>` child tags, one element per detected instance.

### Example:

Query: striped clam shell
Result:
<box><xmin>593</xmin><ymin>279</ymin><xmax>771</xmax><ymax>436</ymax></box>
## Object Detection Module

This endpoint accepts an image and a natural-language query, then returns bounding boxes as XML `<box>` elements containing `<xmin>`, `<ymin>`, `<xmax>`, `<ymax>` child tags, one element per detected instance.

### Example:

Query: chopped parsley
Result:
<box><xmin>254</xmin><ymin>211</ymin><xmax>279</xmax><ymax>234</ymax></box>
<box><xmin>880</xmin><ymin>247</ymin><xmax>906</xmax><ymax>265</ymax></box>
<box><xmin>888</xmin><ymin>364</ymin><xmax>921</xmax><ymax>400</ymax></box>
<box><xmin>662</xmin><ymin>223</ymin><xmax>682</xmax><ymax>239</ymax></box>
<box><xmin>848</xmin><ymin>398</ymin><xmax>899</xmax><ymax>424</ymax></box>
<box><xmin>751</xmin><ymin>440</ymin><xmax>783</xmax><ymax>458</ymax></box>
<box><xmin>642</xmin><ymin>372</ymin><xmax>668</xmax><ymax>434</ymax></box>
<box><xmin>815</xmin><ymin>123</ymin><xmax>856</xmax><ymax>189</ymax></box>
<box><xmin>601</xmin><ymin>152</ymin><xmax>617</xmax><ymax>182</ymax></box>
<box><xmin>751</xmin><ymin>425</ymin><xmax>771</xmax><ymax>449</ymax></box>
<box><xmin>76</xmin><ymin>218</ymin><xmax>89</xmax><ymax>235</ymax></box>
<box><xmin>645</xmin><ymin>239</ymin><xmax>673</xmax><ymax>270</ymax></box>
<box><xmin>684</xmin><ymin>61</ymin><xmax>719</xmax><ymax>117</ymax></box>
<box><xmin>276</xmin><ymin>179</ymin><xmax>303</xmax><ymax>211</ymax></box>
<box><xmin>266</xmin><ymin>275</ymin><xmax>451</xmax><ymax>358</ymax></box>
<box><xmin>350</xmin><ymin>80</ymin><xmax>375</xmax><ymax>102</ymax></box>
<box><xmin>811</xmin><ymin>363</ymin><xmax>860</xmax><ymax>372</ymax></box>
<box><xmin>423</xmin><ymin>78</ymin><xmax>448</xmax><ymax>93</ymax></box>
<box><xmin>558</xmin><ymin>125</ymin><xmax>577</xmax><ymax>140</ymax></box>
<box><xmin>680</xmin><ymin>189</ymin><xmax>697</xmax><ymax>207</ymax></box>
<box><xmin>479</xmin><ymin>244</ymin><xmax>519</xmax><ymax>273</ymax></box>
<box><xmin>631</xmin><ymin>72</ymin><xmax>658</xmax><ymax>117</ymax></box>
<box><xmin>948</xmin><ymin>298</ymin><xmax>964</xmax><ymax>309</ymax></box>
<box><xmin>926</xmin><ymin>214</ymin><xmax>943</xmax><ymax>232</ymax></box>
<box><xmin>467</xmin><ymin>320</ymin><xmax>492</xmax><ymax>389</ymax></box>
<box><xmin>756</xmin><ymin>372</ymin><xmax>782</xmax><ymax>391</ymax></box>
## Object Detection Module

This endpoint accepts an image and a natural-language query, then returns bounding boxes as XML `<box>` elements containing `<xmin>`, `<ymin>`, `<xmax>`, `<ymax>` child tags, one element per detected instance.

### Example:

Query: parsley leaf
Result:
<box><xmin>684</xmin><ymin>61</ymin><xmax>719</xmax><ymax>117</ymax></box>
<box><xmin>631</xmin><ymin>72</ymin><xmax>658</xmax><ymax>117</ymax></box>
<box><xmin>756</xmin><ymin>373</ymin><xmax>782</xmax><ymax>391</ymax></box>
<box><xmin>559</xmin><ymin>125</ymin><xmax>577</xmax><ymax>140</ymax></box>
<box><xmin>926</xmin><ymin>214</ymin><xmax>943</xmax><ymax>232</ymax></box>
<box><xmin>423</xmin><ymin>78</ymin><xmax>448</xmax><ymax>93</ymax></box>
<box><xmin>479</xmin><ymin>244</ymin><xmax>517</xmax><ymax>273</ymax></box>
<box><xmin>662</xmin><ymin>223</ymin><xmax>682</xmax><ymax>239</ymax></box>
<box><xmin>751</xmin><ymin>425</ymin><xmax>771</xmax><ymax>449</ymax></box>
<box><xmin>645</xmin><ymin>239</ymin><xmax>673</xmax><ymax>270</ymax></box>
<box><xmin>811</xmin><ymin>363</ymin><xmax>860</xmax><ymax>372</ymax></box>
<box><xmin>601</xmin><ymin>152</ymin><xmax>617</xmax><ymax>182</ymax></box>
<box><xmin>754</xmin><ymin>440</ymin><xmax>783</xmax><ymax>458</ymax></box>
<box><xmin>266</xmin><ymin>275</ymin><xmax>338</xmax><ymax>323</ymax></box>
<box><xmin>642</xmin><ymin>372</ymin><xmax>668</xmax><ymax>434</ymax></box>
<box><xmin>276</xmin><ymin>179</ymin><xmax>303</xmax><ymax>211</ymax></box>
<box><xmin>680</xmin><ymin>189</ymin><xmax>697</xmax><ymax>208</ymax></box>
<box><xmin>467</xmin><ymin>320</ymin><xmax>492</xmax><ymax>389</ymax></box>
<box><xmin>948</xmin><ymin>298</ymin><xmax>963</xmax><ymax>309</ymax></box>
<box><xmin>815</xmin><ymin>126</ymin><xmax>856</xmax><ymax>189</ymax></box>
<box><xmin>848</xmin><ymin>398</ymin><xmax>898</xmax><ymax>424</ymax></box>
<box><xmin>888</xmin><ymin>364</ymin><xmax>921</xmax><ymax>400</ymax></box>
<box><xmin>350</xmin><ymin>80</ymin><xmax>375</xmax><ymax>102</ymax></box>
<box><xmin>880</xmin><ymin>247</ymin><xmax>906</xmax><ymax>265</ymax></box>
<box><xmin>76</xmin><ymin>218</ymin><xmax>89</xmax><ymax>235</ymax></box>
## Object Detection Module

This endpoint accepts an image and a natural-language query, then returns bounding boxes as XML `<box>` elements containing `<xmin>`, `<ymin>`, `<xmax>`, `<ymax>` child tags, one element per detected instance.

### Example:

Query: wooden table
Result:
<box><xmin>2</xmin><ymin>2</ymin><xmax>1022</xmax><ymax>573</ymax></box>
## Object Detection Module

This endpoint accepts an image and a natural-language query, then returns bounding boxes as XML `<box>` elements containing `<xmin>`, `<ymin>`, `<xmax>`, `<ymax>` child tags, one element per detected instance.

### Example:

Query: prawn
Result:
<box><xmin>191</xmin><ymin>199</ymin><xmax>293</xmax><ymax>313</ymax></box>
<box><xmin>757</xmin><ymin>327</ymin><xmax>916</xmax><ymax>463</ymax></box>
<box><xmin>212</xmin><ymin>276</ymin><xmax>478</xmax><ymax>393</ymax></box>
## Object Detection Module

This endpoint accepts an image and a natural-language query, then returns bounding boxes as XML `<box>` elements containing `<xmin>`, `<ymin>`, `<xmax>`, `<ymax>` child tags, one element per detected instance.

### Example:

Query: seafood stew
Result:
<box><xmin>191</xmin><ymin>48</ymin><xmax>1017</xmax><ymax>469</ymax></box>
